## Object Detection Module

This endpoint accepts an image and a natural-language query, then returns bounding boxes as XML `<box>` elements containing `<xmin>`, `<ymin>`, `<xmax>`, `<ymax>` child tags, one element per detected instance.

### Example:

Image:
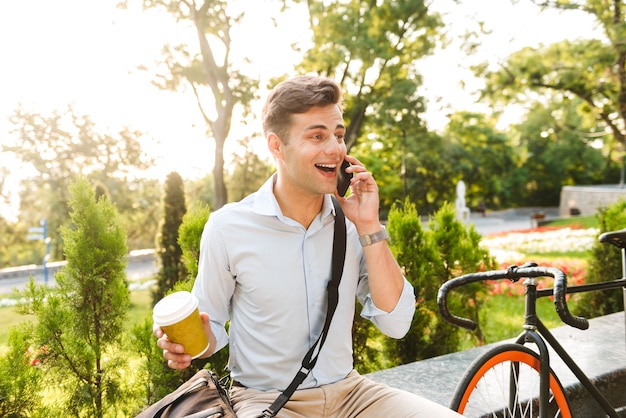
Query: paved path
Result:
<box><xmin>469</xmin><ymin>214</ymin><xmax>535</xmax><ymax>236</ymax></box>
<box><xmin>464</xmin><ymin>207</ymin><xmax>559</xmax><ymax>236</ymax></box>
<box><xmin>0</xmin><ymin>253</ymin><xmax>158</xmax><ymax>296</ymax></box>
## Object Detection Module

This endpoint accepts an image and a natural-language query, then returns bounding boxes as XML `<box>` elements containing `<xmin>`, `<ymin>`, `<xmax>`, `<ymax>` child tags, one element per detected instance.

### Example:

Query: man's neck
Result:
<box><xmin>273</xmin><ymin>179</ymin><xmax>324</xmax><ymax>229</ymax></box>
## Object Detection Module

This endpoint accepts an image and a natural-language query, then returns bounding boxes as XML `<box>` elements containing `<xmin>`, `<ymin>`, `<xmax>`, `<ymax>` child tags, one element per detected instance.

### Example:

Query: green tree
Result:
<box><xmin>445</xmin><ymin>112</ymin><xmax>517</xmax><ymax>210</ymax></box>
<box><xmin>296</xmin><ymin>1</ymin><xmax>475</xmax><ymax>216</ymax></box>
<box><xmin>174</xmin><ymin>202</ymin><xmax>229</xmax><ymax>376</ymax></box>
<box><xmin>388</xmin><ymin>201</ymin><xmax>492</xmax><ymax>364</ymax></box>
<box><xmin>17</xmin><ymin>178</ymin><xmax>132</xmax><ymax>417</ymax></box>
<box><xmin>506</xmin><ymin>99</ymin><xmax>608</xmax><ymax>207</ymax></box>
<box><xmin>299</xmin><ymin>0</ymin><xmax>444</xmax><ymax>151</ymax></box>
<box><xmin>153</xmin><ymin>171</ymin><xmax>187</xmax><ymax>304</ymax></box>
<box><xmin>476</xmin><ymin>0</ymin><xmax>626</xmax><ymax>180</ymax></box>
<box><xmin>122</xmin><ymin>0</ymin><xmax>258</xmax><ymax>209</ymax></box>
<box><xmin>3</xmin><ymin>105</ymin><xmax>157</xmax><ymax>260</ymax></box>
<box><xmin>353</xmin><ymin>129</ymin><xmax>455</xmax><ymax>217</ymax></box>
<box><xmin>226</xmin><ymin>137</ymin><xmax>274</xmax><ymax>202</ymax></box>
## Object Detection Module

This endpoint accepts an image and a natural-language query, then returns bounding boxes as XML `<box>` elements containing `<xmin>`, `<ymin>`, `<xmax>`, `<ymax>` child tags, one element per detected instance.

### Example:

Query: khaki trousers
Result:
<box><xmin>230</xmin><ymin>370</ymin><xmax>463</xmax><ymax>418</ymax></box>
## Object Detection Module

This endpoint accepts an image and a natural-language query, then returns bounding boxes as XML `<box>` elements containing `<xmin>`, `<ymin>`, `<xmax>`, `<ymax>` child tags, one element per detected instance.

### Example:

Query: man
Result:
<box><xmin>156</xmin><ymin>75</ymin><xmax>462</xmax><ymax>417</ymax></box>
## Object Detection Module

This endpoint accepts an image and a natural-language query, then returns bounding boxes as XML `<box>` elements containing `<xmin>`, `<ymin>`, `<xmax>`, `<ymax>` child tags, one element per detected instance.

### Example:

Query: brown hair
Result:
<box><xmin>262</xmin><ymin>75</ymin><xmax>343</xmax><ymax>142</ymax></box>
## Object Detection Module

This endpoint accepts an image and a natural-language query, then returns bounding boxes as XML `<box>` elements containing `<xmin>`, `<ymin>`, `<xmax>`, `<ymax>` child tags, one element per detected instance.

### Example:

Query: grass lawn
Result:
<box><xmin>479</xmin><ymin>292</ymin><xmax>565</xmax><ymax>343</ymax></box>
<box><xmin>544</xmin><ymin>215</ymin><xmax>598</xmax><ymax>229</ymax></box>
<box><xmin>0</xmin><ymin>300</ymin><xmax>22</xmax><ymax>347</ymax></box>
<box><xmin>0</xmin><ymin>286</ymin><xmax>155</xmax><ymax>349</ymax></box>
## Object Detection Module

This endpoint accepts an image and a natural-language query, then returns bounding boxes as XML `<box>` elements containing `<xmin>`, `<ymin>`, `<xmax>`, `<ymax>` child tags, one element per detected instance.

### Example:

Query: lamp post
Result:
<box><xmin>27</xmin><ymin>218</ymin><xmax>50</xmax><ymax>285</ymax></box>
<box><xmin>619</xmin><ymin>155</ymin><xmax>626</xmax><ymax>189</ymax></box>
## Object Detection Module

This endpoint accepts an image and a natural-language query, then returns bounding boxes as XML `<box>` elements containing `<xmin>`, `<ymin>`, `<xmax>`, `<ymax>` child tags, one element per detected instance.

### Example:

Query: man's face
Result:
<box><xmin>278</xmin><ymin>104</ymin><xmax>347</xmax><ymax>197</ymax></box>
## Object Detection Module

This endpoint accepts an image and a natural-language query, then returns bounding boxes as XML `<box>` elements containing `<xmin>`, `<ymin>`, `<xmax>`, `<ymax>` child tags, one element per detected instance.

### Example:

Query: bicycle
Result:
<box><xmin>437</xmin><ymin>227</ymin><xmax>626</xmax><ymax>418</ymax></box>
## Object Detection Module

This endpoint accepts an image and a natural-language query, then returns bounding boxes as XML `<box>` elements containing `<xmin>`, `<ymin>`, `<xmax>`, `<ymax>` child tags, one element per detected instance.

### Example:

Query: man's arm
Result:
<box><xmin>154</xmin><ymin>216</ymin><xmax>231</xmax><ymax>369</ymax></box>
<box><xmin>335</xmin><ymin>155</ymin><xmax>406</xmax><ymax>312</ymax></box>
<box><xmin>358</xmin><ymin>234</ymin><xmax>405</xmax><ymax>312</ymax></box>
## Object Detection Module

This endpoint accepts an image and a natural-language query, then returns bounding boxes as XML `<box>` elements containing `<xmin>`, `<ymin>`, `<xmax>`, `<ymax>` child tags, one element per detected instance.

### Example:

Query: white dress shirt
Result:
<box><xmin>192</xmin><ymin>175</ymin><xmax>416</xmax><ymax>391</ymax></box>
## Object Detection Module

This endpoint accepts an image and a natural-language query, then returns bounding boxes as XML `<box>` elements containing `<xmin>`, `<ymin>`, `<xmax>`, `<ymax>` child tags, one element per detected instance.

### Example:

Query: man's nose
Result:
<box><xmin>325</xmin><ymin>135</ymin><xmax>345</xmax><ymax>154</ymax></box>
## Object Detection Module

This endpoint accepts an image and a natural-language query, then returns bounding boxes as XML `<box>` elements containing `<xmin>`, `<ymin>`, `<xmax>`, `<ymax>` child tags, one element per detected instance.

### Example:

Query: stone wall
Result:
<box><xmin>559</xmin><ymin>185</ymin><xmax>626</xmax><ymax>217</ymax></box>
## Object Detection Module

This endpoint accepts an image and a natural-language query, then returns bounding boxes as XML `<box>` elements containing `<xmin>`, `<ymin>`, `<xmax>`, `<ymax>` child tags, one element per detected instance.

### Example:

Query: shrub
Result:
<box><xmin>0</xmin><ymin>325</ymin><xmax>44</xmax><ymax>417</ymax></box>
<box><xmin>353</xmin><ymin>199</ymin><xmax>495</xmax><ymax>373</ymax></box>
<box><xmin>132</xmin><ymin>201</ymin><xmax>229</xmax><ymax>415</ymax></box>
<box><xmin>576</xmin><ymin>199</ymin><xmax>626</xmax><ymax>318</ymax></box>
<box><xmin>177</xmin><ymin>202</ymin><xmax>211</xmax><ymax>282</ymax></box>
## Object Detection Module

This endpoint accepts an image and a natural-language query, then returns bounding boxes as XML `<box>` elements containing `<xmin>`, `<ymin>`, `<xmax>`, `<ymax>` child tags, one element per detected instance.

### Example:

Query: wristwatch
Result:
<box><xmin>358</xmin><ymin>225</ymin><xmax>390</xmax><ymax>247</ymax></box>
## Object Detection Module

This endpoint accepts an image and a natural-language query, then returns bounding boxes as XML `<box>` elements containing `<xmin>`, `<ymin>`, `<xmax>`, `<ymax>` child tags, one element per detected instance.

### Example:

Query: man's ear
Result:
<box><xmin>267</xmin><ymin>132</ymin><xmax>283</xmax><ymax>161</ymax></box>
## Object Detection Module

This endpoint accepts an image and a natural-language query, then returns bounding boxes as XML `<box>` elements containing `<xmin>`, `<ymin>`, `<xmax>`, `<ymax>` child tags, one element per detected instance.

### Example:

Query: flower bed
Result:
<box><xmin>481</xmin><ymin>226</ymin><xmax>599</xmax><ymax>260</ymax></box>
<box><xmin>480</xmin><ymin>226</ymin><xmax>595</xmax><ymax>297</ymax></box>
<box><xmin>486</xmin><ymin>257</ymin><xmax>588</xmax><ymax>297</ymax></box>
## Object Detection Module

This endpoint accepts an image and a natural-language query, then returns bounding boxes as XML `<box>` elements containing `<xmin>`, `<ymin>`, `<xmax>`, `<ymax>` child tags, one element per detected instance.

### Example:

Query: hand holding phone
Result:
<box><xmin>337</xmin><ymin>160</ymin><xmax>353</xmax><ymax>197</ymax></box>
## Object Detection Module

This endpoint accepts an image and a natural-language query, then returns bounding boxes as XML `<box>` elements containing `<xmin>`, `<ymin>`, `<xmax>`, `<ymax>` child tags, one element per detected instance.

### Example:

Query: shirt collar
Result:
<box><xmin>251</xmin><ymin>174</ymin><xmax>335</xmax><ymax>220</ymax></box>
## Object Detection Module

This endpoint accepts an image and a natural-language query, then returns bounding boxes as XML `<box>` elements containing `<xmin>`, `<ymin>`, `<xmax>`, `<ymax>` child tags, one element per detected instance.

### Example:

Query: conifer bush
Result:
<box><xmin>153</xmin><ymin>171</ymin><xmax>187</xmax><ymax>305</ymax></box>
<box><xmin>576</xmin><ymin>200</ymin><xmax>626</xmax><ymax>318</ymax></box>
<box><xmin>353</xmin><ymin>199</ymin><xmax>494</xmax><ymax>373</ymax></box>
<box><xmin>9</xmin><ymin>178</ymin><xmax>132</xmax><ymax>417</ymax></box>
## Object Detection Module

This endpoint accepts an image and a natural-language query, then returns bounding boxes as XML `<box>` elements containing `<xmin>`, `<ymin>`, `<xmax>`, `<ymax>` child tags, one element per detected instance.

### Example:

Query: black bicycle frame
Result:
<box><xmin>517</xmin><ymin>277</ymin><xmax>626</xmax><ymax>418</ymax></box>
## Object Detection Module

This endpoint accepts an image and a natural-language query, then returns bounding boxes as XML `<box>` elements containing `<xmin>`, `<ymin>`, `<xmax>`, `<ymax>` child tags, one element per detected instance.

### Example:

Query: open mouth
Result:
<box><xmin>315</xmin><ymin>163</ymin><xmax>337</xmax><ymax>174</ymax></box>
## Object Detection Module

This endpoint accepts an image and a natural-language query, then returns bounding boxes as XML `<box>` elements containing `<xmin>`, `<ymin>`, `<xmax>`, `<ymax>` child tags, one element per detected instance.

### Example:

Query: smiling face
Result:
<box><xmin>269</xmin><ymin>104</ymin><xmax>347</xmax><ymax>198</ymax></box>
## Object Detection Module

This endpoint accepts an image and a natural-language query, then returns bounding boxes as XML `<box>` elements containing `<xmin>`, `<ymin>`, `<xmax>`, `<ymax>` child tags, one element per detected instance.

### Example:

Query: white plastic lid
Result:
<box><xmin>153</xmin><ymin>291</ymin><xmax>199</xmax><ymax>326</ymax></box>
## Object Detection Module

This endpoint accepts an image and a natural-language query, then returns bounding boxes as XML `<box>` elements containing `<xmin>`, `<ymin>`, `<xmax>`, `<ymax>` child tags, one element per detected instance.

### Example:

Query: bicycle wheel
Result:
<box><xmin>450</xmin><ymin>343</ymin><xmax>571</xmax><ymax>418</ymax></box>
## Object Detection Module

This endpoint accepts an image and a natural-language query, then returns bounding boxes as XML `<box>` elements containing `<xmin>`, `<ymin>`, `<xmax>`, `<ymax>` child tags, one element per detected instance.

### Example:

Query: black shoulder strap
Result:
<box><xmin>258</xmin><ymin>196</ymin><xmax>347</xmax><ymax>418</ymax></box>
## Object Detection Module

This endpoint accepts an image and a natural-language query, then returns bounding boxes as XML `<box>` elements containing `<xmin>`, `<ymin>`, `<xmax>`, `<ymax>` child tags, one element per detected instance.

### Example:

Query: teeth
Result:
<box><xmin>316</xmin><ymin>164</ymin><xmax>337</xmax><ymax>169</ymax></box>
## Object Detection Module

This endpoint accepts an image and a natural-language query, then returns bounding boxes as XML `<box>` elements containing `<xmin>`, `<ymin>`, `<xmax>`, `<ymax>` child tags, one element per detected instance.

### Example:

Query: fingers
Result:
<box><xmin>343</xmin><ymin>156</ymin><xmax>374</xmax><ymax>184</ymax></box>
<box><xmin>157</xmin><ymin>341</ymin><xmax>190</xmax><ymax>369</ymax></box>
<box><xmin>153</xmin><ymin>312</ymin><xmax>213</xmax><ymax>370</ymax></box>
<box><xmin>153</xmin><ymin>323</ymin><xmax>164</xmax><ymax>338</ymax></box>
<box><xmin>166</xmin><ymin>354</ymin><xmax>192</xmax><ymax>369</ymax></box>
<box><xmin>154</xmin><ymin>326</ymin><xmax>192</xmax><ymax>369</ymax></box>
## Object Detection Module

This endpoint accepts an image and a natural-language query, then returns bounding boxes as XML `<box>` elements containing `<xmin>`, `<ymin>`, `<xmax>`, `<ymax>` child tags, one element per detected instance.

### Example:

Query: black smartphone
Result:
<box><xmin>337</xmin><ymin>160</ymin><xmax>353</xmax><ymax>197</ymax></box>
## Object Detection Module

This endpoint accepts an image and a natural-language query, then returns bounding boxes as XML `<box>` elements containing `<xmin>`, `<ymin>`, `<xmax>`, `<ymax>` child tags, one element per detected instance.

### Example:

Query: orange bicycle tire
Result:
<box><xmin>450</xmin><ymin>343</ymin><xmax>571</xmax><ymax>418</ymax></box>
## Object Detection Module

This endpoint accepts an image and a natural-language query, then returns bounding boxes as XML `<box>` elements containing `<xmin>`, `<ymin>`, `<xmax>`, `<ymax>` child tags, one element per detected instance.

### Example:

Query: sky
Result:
<box><xmin>0</xmin><ymin>0</ymin><xmax>601</xmax><ymax>219</ymax></box>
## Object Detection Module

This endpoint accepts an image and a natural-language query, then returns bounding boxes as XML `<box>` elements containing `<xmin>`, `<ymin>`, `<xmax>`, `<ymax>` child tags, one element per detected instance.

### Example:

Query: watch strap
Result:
<box><xmin>358</xmin><ymin>226</ymin><xmax>389</xmax><ymax>247</ymax></box>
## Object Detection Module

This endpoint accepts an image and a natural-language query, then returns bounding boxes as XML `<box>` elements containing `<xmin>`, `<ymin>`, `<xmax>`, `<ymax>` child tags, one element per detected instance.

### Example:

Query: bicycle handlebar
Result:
<box><xmin>437</xmin><ymin>265</ymin><xmax>589</xmax><ymax>331</ymax></box>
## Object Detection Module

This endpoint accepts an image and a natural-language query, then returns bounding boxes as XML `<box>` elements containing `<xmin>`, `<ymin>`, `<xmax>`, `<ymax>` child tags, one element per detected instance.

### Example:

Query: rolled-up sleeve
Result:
<box><xmin>358</xmin><ymin>279</ymin><xmax>416</xmax><ymax>339</ymax></box>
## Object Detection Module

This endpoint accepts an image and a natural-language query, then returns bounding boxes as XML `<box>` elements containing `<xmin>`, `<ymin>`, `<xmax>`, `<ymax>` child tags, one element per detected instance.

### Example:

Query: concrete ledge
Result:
<box><xmin>367</xmin><ymin>312</ymin><xmax>625</xmax><ymax>416</ymax></box>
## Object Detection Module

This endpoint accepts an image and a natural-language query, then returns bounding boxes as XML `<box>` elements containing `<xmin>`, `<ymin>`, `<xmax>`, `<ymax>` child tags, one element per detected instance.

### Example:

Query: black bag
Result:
<box><xmin>135</xmin><ymin>369</ymin><xmax>235</xmax><ymax>418</ymax></box>
<box><xmin>136</xmin><ymin>197</ymin><xmax>347</xmax><ymax>418</ymax></box>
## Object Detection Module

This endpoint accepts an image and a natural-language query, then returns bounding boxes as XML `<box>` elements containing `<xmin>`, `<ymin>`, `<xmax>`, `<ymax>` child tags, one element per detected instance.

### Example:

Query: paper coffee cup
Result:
<box><xmin>153</xmin><ymin>291</ymin><xmax>210</xmax><ymax>359</ymax></box>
